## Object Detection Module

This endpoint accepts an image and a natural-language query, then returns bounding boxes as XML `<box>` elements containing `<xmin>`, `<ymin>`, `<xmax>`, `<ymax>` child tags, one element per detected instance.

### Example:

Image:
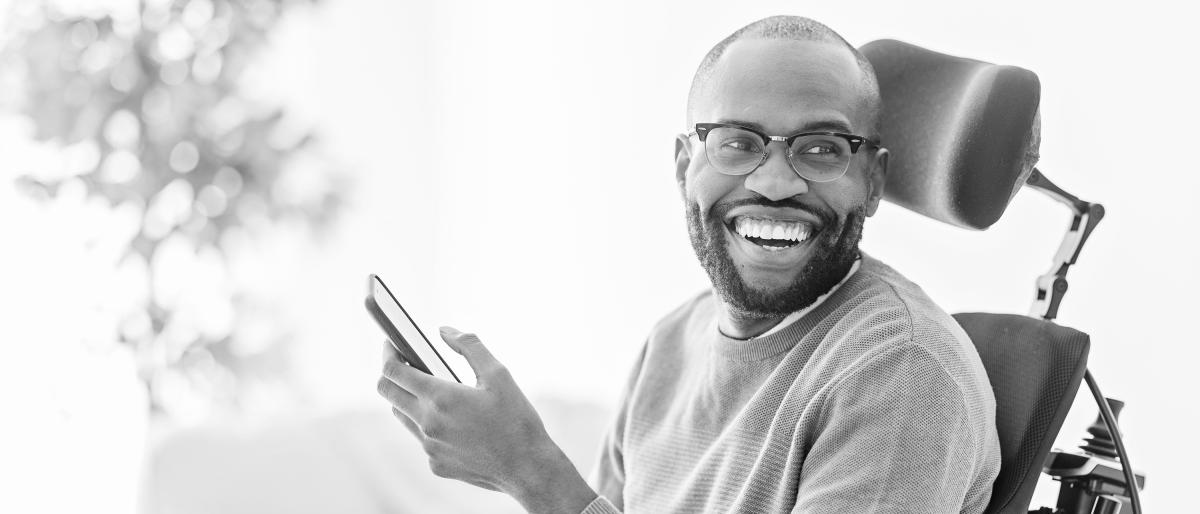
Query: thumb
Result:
<box><xmin>439</xmin><ymin>326</ymin><xmax>502</xmax><ymax>378</ymax></box>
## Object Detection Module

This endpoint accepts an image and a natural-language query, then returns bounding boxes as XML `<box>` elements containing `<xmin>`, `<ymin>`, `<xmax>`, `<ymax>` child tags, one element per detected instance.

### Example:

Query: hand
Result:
<box><xmin>376</xmin><ymin>327</ymin><xmax>596</xmax><ymax>514</ymax></box>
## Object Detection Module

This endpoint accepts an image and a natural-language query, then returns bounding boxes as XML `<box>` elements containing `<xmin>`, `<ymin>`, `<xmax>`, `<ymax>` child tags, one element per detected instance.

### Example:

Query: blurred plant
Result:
<box><xmin>1</xmin><ymin>0</ymin><xmax>344</xmax><ymax>419</ymax></box>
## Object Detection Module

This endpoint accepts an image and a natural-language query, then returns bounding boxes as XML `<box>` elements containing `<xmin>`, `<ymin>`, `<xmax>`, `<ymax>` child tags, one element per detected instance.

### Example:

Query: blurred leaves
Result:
<box><xmin>2</xmin><ymin>0</ymin><xmax>345</xmax><ymax>418</ymax></box>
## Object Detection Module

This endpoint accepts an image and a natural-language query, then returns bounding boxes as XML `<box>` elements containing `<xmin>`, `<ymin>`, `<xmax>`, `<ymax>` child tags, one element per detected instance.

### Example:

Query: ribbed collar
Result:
<box><xmin>710</xmin><ymin>254</ymin><xmax>873</xmax><ymax>362</ymax></box>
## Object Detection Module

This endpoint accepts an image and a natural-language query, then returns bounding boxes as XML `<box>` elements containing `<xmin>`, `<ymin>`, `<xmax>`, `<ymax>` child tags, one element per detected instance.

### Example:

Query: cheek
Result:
<box><xmin>686</xmin><ymin>165</ymin><xmax>742</xmax><ymax>215</ymax></box>
<box><xmin>812</xmin><ymin>176</ymin><xmax>872</xmax><ymax>217</ymax></box>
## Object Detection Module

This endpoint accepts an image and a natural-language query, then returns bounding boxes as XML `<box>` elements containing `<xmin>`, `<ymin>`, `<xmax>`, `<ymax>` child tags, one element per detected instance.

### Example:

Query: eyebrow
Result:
<box><xmin>715</xmin><ymin>117</ymin><xmax>854</xmax><ymax>134</ymax></box>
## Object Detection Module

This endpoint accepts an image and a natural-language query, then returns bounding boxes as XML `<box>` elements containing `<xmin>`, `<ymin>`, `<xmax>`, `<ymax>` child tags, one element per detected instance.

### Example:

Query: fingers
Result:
<box><xmin>439</xmin><ymin>326</ymin><xmax>503</xmax><ymax>379</ymax></box>
<box><xmin>382</xmin><ymin>339</ymin><xmax>404</xmax><ymax>364</ymax></box>
<box><xmin>381</xmin><ymin>345</ymin><xmax>439</xmax><ymax>396</ymax></box>
<box><xmin>391</xmin><ymin>407</ymin><xmax>424</xmax><ymax>439</ymax></box>
<box><xmin>377</xmin><ymin>371</ymin><xmax>419</xmax><ymax>413</ymax></box>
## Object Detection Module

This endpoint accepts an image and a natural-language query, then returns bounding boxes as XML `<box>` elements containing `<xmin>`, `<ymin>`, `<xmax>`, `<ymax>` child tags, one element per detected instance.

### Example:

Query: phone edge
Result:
<box><xmin>367</xmin><ymin>274</ymin><xmax>462</xmax><ymax>383</ymax></box>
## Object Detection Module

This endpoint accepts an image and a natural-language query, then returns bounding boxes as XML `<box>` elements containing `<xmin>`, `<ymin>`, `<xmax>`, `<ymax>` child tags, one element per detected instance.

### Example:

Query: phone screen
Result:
<box><xmin>370</xmin><ymin>276</ymin><xmax>460</xmax><ymax>382</ymax></box>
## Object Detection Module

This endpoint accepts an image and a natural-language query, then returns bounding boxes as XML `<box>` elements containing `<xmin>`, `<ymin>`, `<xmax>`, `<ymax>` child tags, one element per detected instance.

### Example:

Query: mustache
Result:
<box><xmin>711</xmin><ymin>196</ymin><xmax>836</xmax><ymax>228</ymax></box>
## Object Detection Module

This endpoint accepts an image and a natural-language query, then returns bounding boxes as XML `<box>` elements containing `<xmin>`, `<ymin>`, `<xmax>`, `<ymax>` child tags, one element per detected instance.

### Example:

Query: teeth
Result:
<box><xmin>794</xmin><ymin>225</ymin><xmax>810</xmax><ymax>241</ymax></box>
<box><xmin>733</xmin><ymin>217</ymin><xmax>812</xmax><ymax>243</ymax></box>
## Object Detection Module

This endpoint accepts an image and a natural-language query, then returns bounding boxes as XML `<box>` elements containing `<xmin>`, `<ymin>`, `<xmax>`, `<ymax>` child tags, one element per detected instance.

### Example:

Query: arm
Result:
<box><xmin>792</xmin><ymin>344</ymin><xmax>990</xmax><ymax>514</ymax></box>
<box><xmin>376</xmin><ymin>327</ymin><xmax>597</xmax><ymax>514</ymax></box>
<box><xmin>584</xmin><ymin>343</ymin><xmax>650</xmax><ymax>513</ymax></box>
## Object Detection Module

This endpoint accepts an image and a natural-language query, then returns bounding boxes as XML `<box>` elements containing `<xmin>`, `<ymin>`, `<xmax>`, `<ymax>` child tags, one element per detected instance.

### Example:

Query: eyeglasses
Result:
<box><xmin>687</xmin><ymin>122</ymin><xmax>879</xmax><ymax>183</ymax></box>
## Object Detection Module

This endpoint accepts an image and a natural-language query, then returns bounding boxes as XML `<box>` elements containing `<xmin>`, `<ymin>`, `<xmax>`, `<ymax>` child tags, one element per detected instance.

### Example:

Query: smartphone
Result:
<box><xmin>365</xmin><ymin>274</ymin><xmax>461</xmax><ymax>383</ymax></box>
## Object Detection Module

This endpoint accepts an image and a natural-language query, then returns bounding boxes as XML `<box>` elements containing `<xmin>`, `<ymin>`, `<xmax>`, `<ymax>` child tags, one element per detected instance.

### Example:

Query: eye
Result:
<box><xmin>792</xmin><ymin>136</ymin><xmax>848</xmax><ymax>163</ymax></box>
<box><xmin>801</xmin><ymin>143</ymin><xmax>837</xmax><ymax>155</ymax></box>
<box><xmin>718</xmin><ymin>138</ymin><xmax>760</xmax><ymax>153</ymax></box>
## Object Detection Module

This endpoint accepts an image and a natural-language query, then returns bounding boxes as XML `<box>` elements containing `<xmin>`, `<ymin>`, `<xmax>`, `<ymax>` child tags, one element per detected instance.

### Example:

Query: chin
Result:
<box><xmin>686</xmin><ymin>200</ymin><xmax>867</xmax><ymax>318</ymax></box>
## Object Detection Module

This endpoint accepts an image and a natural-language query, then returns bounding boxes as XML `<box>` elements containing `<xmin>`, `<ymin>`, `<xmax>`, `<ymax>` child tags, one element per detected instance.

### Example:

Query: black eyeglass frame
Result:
<box><xmin>687</xmin><ymin>122</ymin><xmax>881</xmax><ymax>182</ymax></box>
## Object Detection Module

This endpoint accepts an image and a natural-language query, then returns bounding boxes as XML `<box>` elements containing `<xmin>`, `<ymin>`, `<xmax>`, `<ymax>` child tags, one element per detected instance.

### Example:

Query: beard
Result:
<box><xmin>686</xmin><ymin>197</ymin><xmax>866</xmax><ymax>322</ymax></box>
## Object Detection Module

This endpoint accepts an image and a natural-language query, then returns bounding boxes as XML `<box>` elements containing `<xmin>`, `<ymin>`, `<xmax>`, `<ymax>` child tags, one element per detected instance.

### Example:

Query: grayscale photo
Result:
<box><xmin>0</xmin><ymin>1</ymin><xmax>1195</xmax><ymax>513</ymax></box>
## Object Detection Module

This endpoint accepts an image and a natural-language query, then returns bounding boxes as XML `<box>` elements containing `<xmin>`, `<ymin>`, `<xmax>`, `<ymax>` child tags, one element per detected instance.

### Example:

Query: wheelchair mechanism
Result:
<box><xmin>1026</xmin><ymin>170</ymin><xmax>1145</xmax><ymax>514</ymax></box>
<box><xmin>860</xmin><ymin>40</ymin><xmax>1147</xmax><ymax>514</ymax></box>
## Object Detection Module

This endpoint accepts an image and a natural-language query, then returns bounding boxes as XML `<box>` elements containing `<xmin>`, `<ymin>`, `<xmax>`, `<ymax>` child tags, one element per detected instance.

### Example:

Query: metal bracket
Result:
<box><xmin>1025</xmin><ymin>169</ymin><xmax>1105</xmax><ymax>320</ymax></box>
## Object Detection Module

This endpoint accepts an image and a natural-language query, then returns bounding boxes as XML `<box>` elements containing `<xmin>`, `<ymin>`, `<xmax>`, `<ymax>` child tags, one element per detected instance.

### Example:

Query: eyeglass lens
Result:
<box><xmin>704</xmin><ymin>126</ymin><xmax>852</xmax><ymax>182</ymax></box>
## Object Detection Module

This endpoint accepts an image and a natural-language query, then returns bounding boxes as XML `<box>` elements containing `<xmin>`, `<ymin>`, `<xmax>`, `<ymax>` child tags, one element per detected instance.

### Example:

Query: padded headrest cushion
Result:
<box><xmin>860</xmin><ymin>39</ymin><xmax>1042</xmax><ymax>230</ymax></box>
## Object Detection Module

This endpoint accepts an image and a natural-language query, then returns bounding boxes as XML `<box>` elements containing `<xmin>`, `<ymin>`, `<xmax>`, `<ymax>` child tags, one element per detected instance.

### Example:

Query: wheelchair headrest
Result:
<box><xmin>860</xmin><ymin>39</ymin><xmax>1042</xmax><ymax>230</ymax></box>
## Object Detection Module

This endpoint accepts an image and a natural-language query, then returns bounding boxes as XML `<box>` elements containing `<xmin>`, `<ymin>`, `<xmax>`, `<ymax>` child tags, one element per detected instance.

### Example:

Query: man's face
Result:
<box><xmin>677</xmin><ymin>39</ymin><xmax>887</xmax><ymax>320</ymax></box>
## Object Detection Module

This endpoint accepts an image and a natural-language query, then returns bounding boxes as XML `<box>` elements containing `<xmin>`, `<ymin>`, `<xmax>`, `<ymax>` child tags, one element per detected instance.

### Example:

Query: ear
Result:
<box><xmin>674</xmin><ymin>133</ymin><xmax>693</xmax><ymax>200</ymax></box>
<box><xmin>864</xmin><ymin>147</ymin><xmax>888</xmax><ymax>217</ymax></box>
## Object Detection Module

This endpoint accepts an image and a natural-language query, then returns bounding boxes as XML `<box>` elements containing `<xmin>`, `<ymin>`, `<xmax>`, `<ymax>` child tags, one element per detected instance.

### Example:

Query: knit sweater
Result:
<box><xmin>582</xmin><ymin>255</ymin><xmax>1000</xmax><ymax>514</ymax></box>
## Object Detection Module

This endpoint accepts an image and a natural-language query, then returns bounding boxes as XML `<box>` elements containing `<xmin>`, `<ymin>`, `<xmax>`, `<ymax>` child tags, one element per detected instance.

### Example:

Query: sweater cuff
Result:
<box><xmin>580</xmin><ymin>495</ymin><xmax>621</xmax><ymax>514</ymax></box>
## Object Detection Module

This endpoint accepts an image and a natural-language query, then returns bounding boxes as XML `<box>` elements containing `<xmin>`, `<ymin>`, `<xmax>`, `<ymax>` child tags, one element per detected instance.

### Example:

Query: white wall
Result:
<box><xmin>258</xmin><ymin>1</ymin><xmax>1197</xmax><ymax>510</ymax></box>
<box><xmin>4</xmin><ymin>0</ymin><xmax>1196</xmax><ymax>511</ymax></box>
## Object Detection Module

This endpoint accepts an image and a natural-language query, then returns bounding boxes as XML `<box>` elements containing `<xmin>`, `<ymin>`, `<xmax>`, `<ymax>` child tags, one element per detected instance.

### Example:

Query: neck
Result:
<box><xmin>715</xmin><ymin>255</ymin><xmax>863</xmax><ymax>340</ymax></box>
<box><xmin>717</xmin><ymin>309</ymin><xmax>785</xmax><ymax>340</ymax></box>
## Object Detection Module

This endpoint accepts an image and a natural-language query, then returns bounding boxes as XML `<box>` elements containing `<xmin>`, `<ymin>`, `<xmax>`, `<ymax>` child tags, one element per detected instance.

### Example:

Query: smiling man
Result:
<box><xmin>378</xmin><ymin>15</ymin><xmax>1000</xmax><ymax>514</ymax></box>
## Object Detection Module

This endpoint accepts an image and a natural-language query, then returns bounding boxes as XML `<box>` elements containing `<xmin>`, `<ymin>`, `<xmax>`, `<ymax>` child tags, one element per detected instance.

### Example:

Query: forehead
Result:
<box><xmin>699</xmin><ymin>39</ymin><xmax>869</xmax><ymax>133</ymax></box>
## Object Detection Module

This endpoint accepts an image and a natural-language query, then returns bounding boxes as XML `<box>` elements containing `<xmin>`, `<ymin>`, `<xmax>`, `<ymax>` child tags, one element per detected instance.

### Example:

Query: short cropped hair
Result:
<box><xmin>686</xmin><ymin>16</ymin><xmax>881</xmax><ymax>140</ymax></box>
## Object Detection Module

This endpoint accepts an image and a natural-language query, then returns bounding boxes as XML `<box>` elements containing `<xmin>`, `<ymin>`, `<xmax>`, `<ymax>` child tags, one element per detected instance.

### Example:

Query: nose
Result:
<box><xmin>742</xmin><ymin>143</ymin><xmax>810</xmax><ymax>201</ymax></box>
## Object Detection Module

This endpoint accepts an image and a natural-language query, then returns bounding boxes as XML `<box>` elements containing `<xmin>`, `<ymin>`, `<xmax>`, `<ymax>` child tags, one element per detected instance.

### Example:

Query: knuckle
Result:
<box><xmin>376</xmin><ymin>377</ymin><xmax>392</xmax><ymax>397</ymax></box>
<box><xmin>421</xmin><ymin>418</ymin><xmax>444</xmax><ymax>439</ymax></box>
<box><xmin>427</xmin><ymin>391</ymin><xmax>453</xmax><ymax>412</ymax></box>
<box><xmin>490</xmin><ymin>364</ymin><xmax>513</xmax><ymax>382</ymax></box>
<box><xmin>382</xmin><ymin>359</ymin><xmax>402</xmax><ymax>378</ymax></box>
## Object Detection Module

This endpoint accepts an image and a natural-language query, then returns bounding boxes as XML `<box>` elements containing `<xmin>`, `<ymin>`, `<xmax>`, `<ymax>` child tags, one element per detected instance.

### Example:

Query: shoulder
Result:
<box><xmin>809</xmin><ymin>255</ymin><xmax>995</xmax><ymax>417</ymax></box>
<box><xmin>849</xmin><ymin>255</ymin><xmax>982</xmax><ymax>373</ymax></box>
<box><xmin>644</xmin><ymin>289</ymin><xmax>717</xmax><ymax>349</ymax></box>
<box><xmin>866</xmin><ymin>256</ymin><xmax>990</xmax><ymax>384</ymax></box>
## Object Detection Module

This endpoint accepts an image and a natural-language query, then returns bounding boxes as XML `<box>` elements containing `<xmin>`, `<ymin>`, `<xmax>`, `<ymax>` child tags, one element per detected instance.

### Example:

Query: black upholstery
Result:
<box><xmin>954</xmin><ymin>313</ymin><xmax>1090</xmax><ymax>514</ymax></box>
<box><xmin>860</xmin><ymin>40</ymin><xmax>1042</xmax><ymax>230</ymax></box>
<box><xmin>862</xmin><ymin>39</ymin><xmax>1093</xmax><ymax>513</ymax></box>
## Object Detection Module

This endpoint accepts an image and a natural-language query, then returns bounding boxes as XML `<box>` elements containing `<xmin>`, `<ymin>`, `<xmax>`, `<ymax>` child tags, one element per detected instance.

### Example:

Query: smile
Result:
<box><xmin>728</xmin><ymin>215</ymin><xmax>814</xmax><ymax>252</ymax></box>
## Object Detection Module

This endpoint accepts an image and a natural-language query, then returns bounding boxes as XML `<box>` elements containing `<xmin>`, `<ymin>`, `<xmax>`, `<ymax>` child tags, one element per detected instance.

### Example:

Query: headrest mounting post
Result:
<box><xmin>1025</xmin><ymin>169</ymin><xmax>1106</xmax><ymax>320</ymax></box>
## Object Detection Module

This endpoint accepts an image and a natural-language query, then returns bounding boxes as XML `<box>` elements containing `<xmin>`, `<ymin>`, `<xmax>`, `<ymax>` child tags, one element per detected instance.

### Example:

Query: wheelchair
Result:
<box><xmin>859</xmin><ymin>40</ymin><xmax>1147</xmax><ymax>514</ymax></box>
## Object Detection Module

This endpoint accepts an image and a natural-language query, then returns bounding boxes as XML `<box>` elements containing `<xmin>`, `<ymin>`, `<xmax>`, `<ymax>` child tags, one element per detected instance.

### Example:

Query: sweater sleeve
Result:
<box><xmin>579</xmin><ymin>496</ymin><xmax>623</xmax><ymax>514</ymax></box>
<box><xmin>792</xmin><ymin>343</ymin><xmax>988</xmax><ymax>514</ymax></box>
<box><xmin>584</xmin><ymin>342</ymin><xmax>649</xmax><ymax>514</ymax></box>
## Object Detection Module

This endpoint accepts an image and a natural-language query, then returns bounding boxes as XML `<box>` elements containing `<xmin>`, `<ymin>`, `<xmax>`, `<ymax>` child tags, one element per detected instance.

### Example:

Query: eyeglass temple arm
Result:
<box><xmin>1025</xmin><ymin>168</ymin><xmax>1106</xmax><ymax>321</ymax></box>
